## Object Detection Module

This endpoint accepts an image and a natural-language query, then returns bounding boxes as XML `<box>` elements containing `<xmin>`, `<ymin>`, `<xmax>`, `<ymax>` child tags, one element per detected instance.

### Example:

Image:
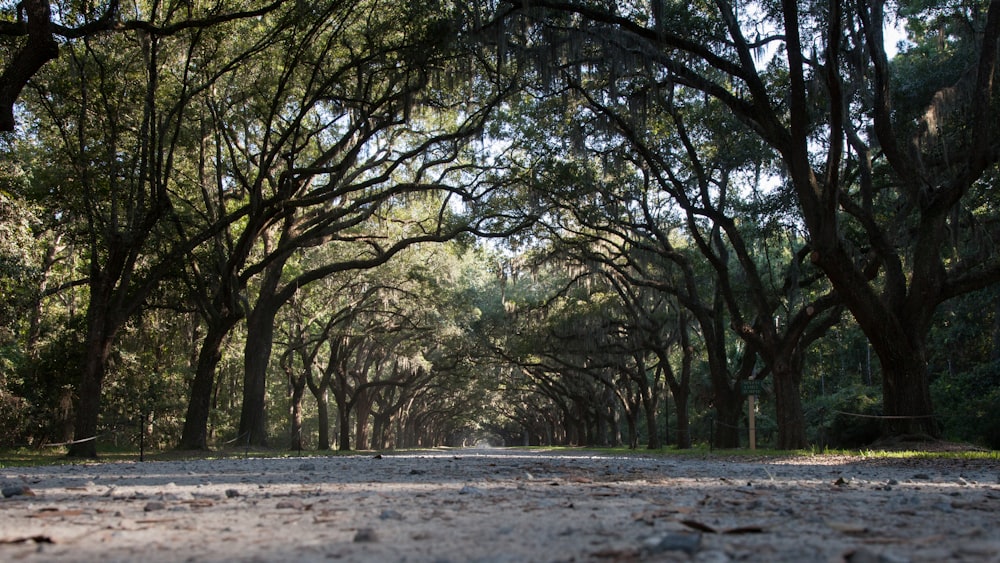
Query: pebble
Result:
<box><xmin>458</xmin><ymin>485</ymin><xmax>484</xmax><ymax>495</ymax></box>
<box><xmin>644</xmin><ymin>532</ymin><xmax>702</xmax><ymax>554</ymax></box>
<box><xmin>0</xmin><ymin>450</ymin><xmax>994</xmax><ymax>562</ymax></box>
<box><xmin>1</xmin><ymin>484</ymin><xmax>35</xmax><ymax>498</ymax></box>
<box><xmin>843</xmin><ymin>547</ymin><xmax>908</xmax><ymax>563</ymax></box>
<box><xmin>379</xmin><ymin>509</ymin><xmax>404</xmax><ymax>520</ymax></box>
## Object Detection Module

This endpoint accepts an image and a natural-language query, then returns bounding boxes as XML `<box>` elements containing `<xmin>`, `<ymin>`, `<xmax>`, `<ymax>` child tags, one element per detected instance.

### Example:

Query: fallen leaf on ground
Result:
<box><xmin>0</xmin><ymin>535</ymin><xmax>55</xmax><ymax>545</ymax></box>
<box><xmin>29</xmin><ymin>509</ymin><xmax>86</xmax><ymax>518</ymax></box>
<box><xmin>825</xmin><ymin>520</ymin><xmax>868</xmax><ymax>534</ymax></box>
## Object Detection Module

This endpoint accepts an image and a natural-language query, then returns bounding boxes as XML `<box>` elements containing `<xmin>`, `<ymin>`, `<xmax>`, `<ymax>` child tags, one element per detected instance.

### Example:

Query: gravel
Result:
<box><xmin>1</xmin><ymin>448</ymin><xmax>998</xmax><ymax>562</ymax></box>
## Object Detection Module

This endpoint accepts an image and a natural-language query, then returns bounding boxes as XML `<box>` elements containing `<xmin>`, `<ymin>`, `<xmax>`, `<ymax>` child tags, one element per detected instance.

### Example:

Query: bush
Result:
<box><xmin>805</xmin><ymin>384</ymin><xmax>883</xmax><ymax>448</ymax></box>
<box><xmin>932</xmin><ymin>362</ymin><xmax>1000</xmax><ymax>449</ymax></box>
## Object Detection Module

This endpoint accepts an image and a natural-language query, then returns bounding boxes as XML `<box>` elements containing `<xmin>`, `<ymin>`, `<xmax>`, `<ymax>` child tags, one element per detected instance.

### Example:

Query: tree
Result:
<box><xmin>15</xmin><ymin>2</ymin><xmax>280</xmax><ymax>456</ymax></box>
<box><xmin>0</xmin><ymin>0</ymin><xmax>288</xmax><ymax>131</ymax></box>
<box><xmin>492</xmin><ymin>0</ymin><xmax>1000</xmax><ymax>440</ymax></box>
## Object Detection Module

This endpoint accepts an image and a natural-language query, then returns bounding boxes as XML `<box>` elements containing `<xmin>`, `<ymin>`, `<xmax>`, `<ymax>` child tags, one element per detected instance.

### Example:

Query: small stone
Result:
<box><xmin>912</xmin><ymin>473</ymin><xmax>931</xmax><ymax>480</ymax></box>
<box><xmin>458</xmin><ymin>485</ymin><xmax>484</xmax><ymax>495</ymax></box>
<box><xmin>225</xmin><ymin>489</ymin><xmax>240</xmax><ymax>498</ymax></box>
<box><xmin>843</xmin><ymin>547</ymin><xmax>908</xmax><ymax>563</ymax></box>
<box><xmin>2</xmin><ymin>485</ymin><xmax>35</xmax><ymax>498</ymax></box>
<box><xmin>353</xmin><ymin>527</ymin><xmax>378</xmax><ymax>542</ymax></box>
<box><xmin>276</xmin><ymin>499</ymin><xmax>303</xmax><ymax>509</ymax></box>
<box><xmin>644</xmin><ymin>533</ymin><xmax>702</xmax><ymax>554</ymax></box>
<box><xmin>379</xmin><ymin>509</ymin><xmax>404</xmax><ymax>520</ymax></box>
<box><xmin>143</xmin><ymin>501</ymin><xmax>166</xmax><ymax>512</ymax></box>
<box><xmin>409</xmin><ymin>469</ymin><xmax>426</xmax><ymax>475</ymax></box>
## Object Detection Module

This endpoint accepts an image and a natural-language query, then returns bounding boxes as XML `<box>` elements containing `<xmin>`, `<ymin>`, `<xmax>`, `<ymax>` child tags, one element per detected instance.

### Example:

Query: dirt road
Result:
<box><xmin>2</xmin><ymin>448</ymin><xmax>998</xmax><ymax>561</ymax></box>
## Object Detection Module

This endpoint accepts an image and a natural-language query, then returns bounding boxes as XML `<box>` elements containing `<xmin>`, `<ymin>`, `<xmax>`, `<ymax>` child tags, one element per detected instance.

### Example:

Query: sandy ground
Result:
<box><xmin>1</xmin><ymin>448</ymin><xmax>998</xmax><ymax>562</ymax></box>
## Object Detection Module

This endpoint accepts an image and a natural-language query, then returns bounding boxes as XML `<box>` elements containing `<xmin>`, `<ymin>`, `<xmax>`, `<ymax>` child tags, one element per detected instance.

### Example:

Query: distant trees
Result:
<box><xmin>490</xmin><ymin>0</ymin><xmax>1000</xmax><ymax>441</ymax></box>
<box><xmin>1</xmin><ymin>0</ymin><xmax>998</xmax><ymax>454</ymax></box>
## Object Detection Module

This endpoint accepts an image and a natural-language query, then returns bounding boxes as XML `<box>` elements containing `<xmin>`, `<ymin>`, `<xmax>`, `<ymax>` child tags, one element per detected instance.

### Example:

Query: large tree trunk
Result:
<box><xmin>816</xmin><ymin>245</ymin><xmax>939</xmax><ymax>438</ymax></box>
<box><xmin>354</xmin><ymin>393</ymin><xmax>371</xmax><ymax>451</ymax></box>
<box><xmin>672</xmin><ymin>386</ymin><xmax>692</xmax><ymax>449</ymax></box>
<box><xmin>874</xmin><ymin>337</ymin><xmax>937</xmax><ymax>437</ymax></box>
<box><xmin>239</xmin><ymin>308</ymin><xmax>275</xmax><ymax>446</ymax></box>
<box><xmin>338</xmin><ymin>404</ymin><xmax>352</xmax><ymax>451</ymax></box>
<box><xmin>640</xmin><ymin>385</ymin><xmax>660</xmax><ymax>449</ymax></box>
<box><xmin>771</xmin><ymin>361</ymin><xmax>807</xmax><ymax>449</ymax></box>
<box><xmin>68</xmin><ymin>280</ymin><xmax>117</xmax><ymax>458</ymax></box>
<box><xmin>316</xmin><ymin>387</ymin><xmax>331</xmax><ymax>450</ymax></box>
<box><xmin>179</xmin><ymin>316</ymin><xmax>240</xmax><ymax>450</ymax></box>
<box><xmin>238</xmin><ymin>266</ymin><xmax>283</xmax><ymax>447</ymax></box>
<box><xmin>712</xmin><ymin>389</ymin><xmax>741</xmax><ymax>449</ymax></box>
<box><xmin>68</xmin><ymin>334</ymin><xmax>112</xmax><ymax>458</ymax></box>
<box><xmin>289</xmin><ymin>375</ymin><xmax>306</xmax><ymax>451</ymax></box>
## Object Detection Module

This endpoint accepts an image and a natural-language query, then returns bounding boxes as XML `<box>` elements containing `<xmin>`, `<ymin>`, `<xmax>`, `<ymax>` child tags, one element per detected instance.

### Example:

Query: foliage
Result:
<box><xmin>0</xmin><ymin>0</ymin><xmax>997</xmax><ymax>455</ymax></box>
<box><xmin>931</xmin><ymin>362</ymin><xmax>1000</xmax><ymax>449</ymax></box>
<box><xmin>805</xmin><ymin>384</ymin><xmax>884</xmax><ymax>449</ymax></box>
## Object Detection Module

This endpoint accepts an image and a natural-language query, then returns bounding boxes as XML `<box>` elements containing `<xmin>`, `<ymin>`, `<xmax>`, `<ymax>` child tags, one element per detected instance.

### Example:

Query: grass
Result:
<box><xmin>857</xmin><ymin>448</ymin><xmax>1000</xmax><ymax>461</ymax></box>
<box><xmin>3</xmin><ymin>442</ymin><xmax>995</xmax><ymax>469</ymax></box>
<box><xmin>0</xmin><ymin>444</ymin><xmax>370</xmax><ymax>469</ymax></box>
<box><xmin>511</xmin><ymin>442</ymin><xmax>999</xmax><ymax>461</ymax></box>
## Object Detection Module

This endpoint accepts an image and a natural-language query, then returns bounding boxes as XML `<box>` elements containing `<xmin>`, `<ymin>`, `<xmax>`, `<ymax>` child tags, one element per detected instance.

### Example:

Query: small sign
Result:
<box><xmin>740</xmin><ymin>380</ymin><xmax>763</xmax><ymax>396</ymax></box>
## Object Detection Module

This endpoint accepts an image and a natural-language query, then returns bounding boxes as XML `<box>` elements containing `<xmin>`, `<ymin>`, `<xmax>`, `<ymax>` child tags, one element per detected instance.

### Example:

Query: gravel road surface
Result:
<box><xmin>2</xmin><ymin>448</ymin><xmax>998</xmax><ymax>562</ymax></box>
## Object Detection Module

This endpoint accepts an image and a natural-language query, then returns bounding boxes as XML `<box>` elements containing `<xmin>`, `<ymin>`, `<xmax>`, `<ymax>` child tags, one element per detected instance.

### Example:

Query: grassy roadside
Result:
<box><xmin>506</xmin><ymin>443</ymin><xmax>999</xmax><ymax>461</ymax></box>
<box><xmin>3</xmin><ymin>442</ymin><xmax>995</xmax><ymax>469</ymax></box>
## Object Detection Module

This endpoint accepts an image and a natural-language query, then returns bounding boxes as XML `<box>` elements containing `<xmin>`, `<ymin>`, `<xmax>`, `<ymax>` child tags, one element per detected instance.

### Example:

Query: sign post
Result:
<box><xmin>740</xmin><ymin>380</ymin><xmax>763</xmax><ymax>450</ymax></box>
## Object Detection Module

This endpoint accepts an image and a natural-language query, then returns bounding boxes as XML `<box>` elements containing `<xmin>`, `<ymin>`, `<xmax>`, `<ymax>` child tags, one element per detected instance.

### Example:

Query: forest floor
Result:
<box><xmin>1</xmin><ymin>446</ymin><xmax>998</xmax><ymax>562</ymax></box>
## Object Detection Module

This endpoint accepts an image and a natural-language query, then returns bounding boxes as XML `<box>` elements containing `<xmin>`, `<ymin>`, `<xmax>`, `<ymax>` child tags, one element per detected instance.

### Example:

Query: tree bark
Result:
<box><xmin>238</xmin><ymin>300</ymin><xmax>278</xmax><ymax>446</ymax></box>
<box><xmin>289</xmin><ymin>372</ymin><xmax>306</xmax><ymax>450</ymax></box>
<box><xmin>640</xmin><ymin>385</ymin><xmax>660</xmax><ymax>449</ymax></box>
<box><xmin>771</xmin><ymin>361</ymin><xmax>807</xmax><ymax>449</ymax></box>
<box><xmin>238</xmin><ymin>259</ymin><xmax>285</xmax><ymax>447</ymax></box>
<box><xmin>672</xmin><ymin>386</ymin><xmax>691</xmax><ymax>449</ymax></box>
<box><xmin>873</xmin><ymin>334</ymin><xmax>937</xmax><ymax>437</ymax></box>
<box><xmin>0</xmin><ymin>0</ymin><xmax>59</xmax><ymax>131</ymax></box>
<box><xmin>338</xmin><ymin>398</ymin><xmax>352</xmax><ymax>451</ymax></box>
<box><xmin>68</xmin><ymin>274</ymin><xmax>119</xmax><ymax>458</ymax></box>
<box><xmin>68</xmin><ymin>331</ymin><xmax>112</xmax><ymax>458</ymax></box>
<box><xmin>354</xmin><ymin>391</ymin><xmax>372</xmax><ymax>450</ymax></box>
<box><xmin>179</xmin><ymin>315</ymin><xmax>240</xmax><ymax>450</ymax></box>
<box><xmin>316</xmin><ymin>388</ymin><xmax>331</xmax><ymax>450</ymax></box>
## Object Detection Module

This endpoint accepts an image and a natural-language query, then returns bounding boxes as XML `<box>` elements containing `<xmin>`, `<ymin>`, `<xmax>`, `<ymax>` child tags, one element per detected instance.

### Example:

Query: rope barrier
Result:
<box><xmin>41</xmin><ymin>435</ymin><xmax>99</xmax><ymax>447</ymax></box>
<box><xmin>223</xmin><ymin>432</ymin><xmax>250</xmax><ymax>445</ymax></box>
<box><xmin>712</xmin><ymin>419</ymin><xmax>743</xmax><ymax>430</ymax></box>
<box><xmin>832</xmin><ymin>410</ymin><xmax>937</xmax><ymax>420</ymax></box>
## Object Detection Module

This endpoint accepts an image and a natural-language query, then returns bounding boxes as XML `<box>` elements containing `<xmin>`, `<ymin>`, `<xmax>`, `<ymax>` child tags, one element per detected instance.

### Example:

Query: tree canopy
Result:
<box><xmin>1</xmin><ymin>0</ymin><xmax>998</xmax><ymax>454</ymax></box>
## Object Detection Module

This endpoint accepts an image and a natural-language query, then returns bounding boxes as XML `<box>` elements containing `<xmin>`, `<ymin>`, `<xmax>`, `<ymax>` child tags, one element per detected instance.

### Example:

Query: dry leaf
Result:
<box><xmin>680</xmin><ymin>519</ymin><xmax>718</xmax><ymax>533</ymax></box>
<box><xmin>29</xmin><ymin>509</ymin><xmax>86</xmax><ymax>518</ymax></box>
<box><xmin>0</xmin><ymin>535</ymin><xmax>54</xmax><ymax>545</ymax></box>
<box><xmin>825</xmin><ymin>520</ymin><xmax>868</xmax><ymax>534</ymax></box>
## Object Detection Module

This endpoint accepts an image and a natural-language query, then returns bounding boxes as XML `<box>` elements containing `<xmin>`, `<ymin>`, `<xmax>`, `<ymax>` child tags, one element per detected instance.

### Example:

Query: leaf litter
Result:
<box><xmin>0</xmin><ymin>448</ymin><xmax>997</xmax><ymax>562</ymax></box>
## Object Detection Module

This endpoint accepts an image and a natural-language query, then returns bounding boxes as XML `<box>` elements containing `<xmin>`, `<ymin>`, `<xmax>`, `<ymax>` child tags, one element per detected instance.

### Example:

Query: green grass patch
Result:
<box><xmin>857</xmin><ymin>449</ymin><xmax>999</xmax><ymax>461</ymax></box>
<box><xmin>4</xmin><ymin>442</ymin><xmax>993</xmax><ymax>469</ymax></box>
<box><xmin>0</xmin><ymin>444</ymin><xmax>371</xmax><ymax>469</ymax></box>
